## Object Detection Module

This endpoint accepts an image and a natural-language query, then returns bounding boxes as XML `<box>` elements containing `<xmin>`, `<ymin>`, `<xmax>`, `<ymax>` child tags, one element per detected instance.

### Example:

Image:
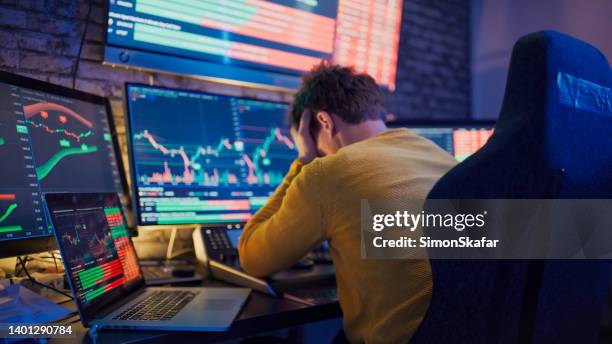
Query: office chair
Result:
<box><xmin>410</xmin><ymin>31</ymin><xmax>612</xmax><ymax>343</ymax></box>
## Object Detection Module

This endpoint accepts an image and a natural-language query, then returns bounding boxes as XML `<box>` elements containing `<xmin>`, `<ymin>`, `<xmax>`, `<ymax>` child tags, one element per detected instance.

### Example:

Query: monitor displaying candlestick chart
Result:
<box><xmin>106</xmin><ymin>0</ymin><xmax>403</xmax><ymax>90</ymax></box>
<box><xmin>46</xmin><ymin>193</ymin><xmax>142</xmax><ymax>309</ymax></box>
<box><xmin>0</xmin><ymin>71</ymin><xmax>126</xmax><ymax>250</ymax></box>
<box><xmin>126</xmin><ymin>84</ymin><xmax>296</xmax><ymax>225</ymax></box>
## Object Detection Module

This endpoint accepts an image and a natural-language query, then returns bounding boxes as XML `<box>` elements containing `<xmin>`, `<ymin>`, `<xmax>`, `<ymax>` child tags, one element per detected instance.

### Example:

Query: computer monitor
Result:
<box><xmin>387</xmin><ymin>120</ymin><xmax>496</xmax><ymax>161</ymax></box>
<box><xmin>125</xmin><ymin>84</ymin><xmax>296</xmax><ymax>226</ymax></box>
<box><xmin>0</xmin><ymin>71</ymin><xmax>127</xmax><ymax>258</ymax></box>
<box><xmin>106</xmin><ymin>1</ymin><xmax>403</xmax><ymax>91</ymax></box>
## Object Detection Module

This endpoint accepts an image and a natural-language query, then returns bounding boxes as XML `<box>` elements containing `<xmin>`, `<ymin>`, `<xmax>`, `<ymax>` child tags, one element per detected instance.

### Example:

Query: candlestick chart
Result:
<box><xmin>49</xmin><ymin>194</ymin><xmax>140</xmax><ymax>306</ymax></box>
<box><xmin>127</xmin><ymin>85</ymin><xmax>296</xmax><ymax>225</ymax></box>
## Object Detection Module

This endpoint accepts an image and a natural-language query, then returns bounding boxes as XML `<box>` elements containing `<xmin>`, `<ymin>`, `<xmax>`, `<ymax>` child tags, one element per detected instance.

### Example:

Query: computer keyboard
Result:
<box><xmin>113</xmin><ymin>290</ymin><xmax>198</xmax><ymax>321</ymax></box>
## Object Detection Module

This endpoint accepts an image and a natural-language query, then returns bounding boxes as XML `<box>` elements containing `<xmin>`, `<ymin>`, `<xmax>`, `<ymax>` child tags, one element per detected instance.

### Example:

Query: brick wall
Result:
<box><xmin>0</xmin><ymin>0</ymin><xmax>293</xmax><ymax>175</ymax></box>
<box><xmin>389</xmin><ymin>0</ymin><xmax>471</xmax><ymax>120</ymax></box>
<box><xmin>0</xmin><ymin>0</ymin><xmax>471</xmax><ymax>133</ymax></box>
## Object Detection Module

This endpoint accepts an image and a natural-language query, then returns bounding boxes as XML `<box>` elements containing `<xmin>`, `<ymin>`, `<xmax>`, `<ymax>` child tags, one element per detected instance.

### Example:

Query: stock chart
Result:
<box><xmin>0</xmin><ymin>80</ymin><xmax>124</xmax><ymax>242</ymax></box>
<box><xmin>127</xmin><ymin>85</ymin><xmax>296</xmax><ymax>225</ymax></box>
<box><xmin>409</xmin><ymin>127</ymin><xmax>494</xmax><ymax>161</ymax></box>
<box><xmin>48</xmin><ymin>194</ymin><xmax>140</xmax><ymax>306</ymax></box>
<box><xmin>21</xmin><ymin>89</ymin><xmax>122</xmax><ymax>193</ymax></box>
<box><xmin>0</xmin><ymin>83</ymin><xmax>48</xmax><ymax>240</ymax></box>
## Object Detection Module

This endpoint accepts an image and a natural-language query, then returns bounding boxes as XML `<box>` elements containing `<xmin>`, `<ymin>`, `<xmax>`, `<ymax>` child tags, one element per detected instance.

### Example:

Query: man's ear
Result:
<box><xmin>315</xmin><ymin>111</ymin><xmax>334</xmax><ymax>134</ymax></box>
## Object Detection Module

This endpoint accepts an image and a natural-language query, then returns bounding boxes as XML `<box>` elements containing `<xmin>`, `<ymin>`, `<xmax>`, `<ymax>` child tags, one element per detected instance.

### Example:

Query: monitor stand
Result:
<box><xmin>136</xmin><ymin>225</ymin><xmax>205</xmax><ymax>285</ymax></box>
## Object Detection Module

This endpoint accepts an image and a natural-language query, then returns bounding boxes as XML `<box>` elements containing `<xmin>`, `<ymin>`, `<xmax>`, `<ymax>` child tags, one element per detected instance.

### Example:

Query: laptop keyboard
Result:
<box><xmin>113</xmin><ymin>290</ymin><xmax>198</xmax><ymax>321</ymax></box>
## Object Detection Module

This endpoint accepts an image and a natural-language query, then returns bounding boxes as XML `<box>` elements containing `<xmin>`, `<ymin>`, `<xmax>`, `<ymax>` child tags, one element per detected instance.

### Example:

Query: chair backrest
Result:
<box><xmin>411</xmin><ymin>30</ymin><xmax>612</xmax><ymax>343</ymax></box>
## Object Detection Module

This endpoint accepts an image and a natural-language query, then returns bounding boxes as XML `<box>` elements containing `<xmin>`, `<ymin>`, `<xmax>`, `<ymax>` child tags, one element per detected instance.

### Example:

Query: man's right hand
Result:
<box><xmin>291</xmin><ymin>109</ymin><xmax>318</xmax><ymax>164</ymax></box>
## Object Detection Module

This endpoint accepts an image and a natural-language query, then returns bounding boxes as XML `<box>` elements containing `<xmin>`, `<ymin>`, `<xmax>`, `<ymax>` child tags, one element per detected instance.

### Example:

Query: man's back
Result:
<box><xmin>317</xmin><ymin>128</ymin><xmax>456</xmax><ymax>343</ymax></box>
<box><xmin>240</xmin><ymin>128</ymin><xmax>456</xmax><ymax>343</ymax></box>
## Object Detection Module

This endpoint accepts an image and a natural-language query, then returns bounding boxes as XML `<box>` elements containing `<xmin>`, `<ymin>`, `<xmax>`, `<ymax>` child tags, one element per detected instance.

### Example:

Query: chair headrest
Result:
<box><xmin>429</xmin><ymin>31</ymin><xmax>612</xmax><ymax>199</ymax></box>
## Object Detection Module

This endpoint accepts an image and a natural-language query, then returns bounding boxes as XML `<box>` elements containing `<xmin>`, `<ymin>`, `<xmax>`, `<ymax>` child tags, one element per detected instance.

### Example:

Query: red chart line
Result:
<box><xmin>0</xmin><ymin>194</ymin><xmax>16</xmax><ymax>201</ymax></box>
<box><xmin>27</xmin><ymin>120</ymin><xmax>92</xmax><ymax>142</ymax></box>
<box><xmin>23</xmin><ymin>102</ymin><xmax>94</xmax><ymax>128</ymax></box>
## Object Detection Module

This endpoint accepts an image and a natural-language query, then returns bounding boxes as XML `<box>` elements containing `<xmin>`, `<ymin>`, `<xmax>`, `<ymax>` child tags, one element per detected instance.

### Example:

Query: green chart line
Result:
<box><xmin>0</xmin><ymin>225</ymin><xmax>22</xmax><ymax>233</ymax></box>
<box><xmin>0</xmin><ymin>203</ymin><xmax>17</xmax><ymax>224</ymax></box>
<box><xmin>0</xmin><ymin>136</ymin><xmax>5</xmax><ymax>146</ymax></box>
<box><xmin>37</xmin><ymin>145</ymin><xmax>99</xmax><ymax>180</ymax></box>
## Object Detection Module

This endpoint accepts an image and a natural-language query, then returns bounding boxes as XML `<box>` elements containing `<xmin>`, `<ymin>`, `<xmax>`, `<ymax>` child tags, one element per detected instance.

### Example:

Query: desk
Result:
<box><xmin>52</xmin><ymin>280</ymin><xmax>342</xmax><ymax>344</ymax></box>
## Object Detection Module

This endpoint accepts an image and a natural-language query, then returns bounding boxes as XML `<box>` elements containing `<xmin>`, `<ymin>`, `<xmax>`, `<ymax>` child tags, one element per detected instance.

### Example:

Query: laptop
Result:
<box><xmin>45</xmin><ymin>192</ymin><xmax>250</xmax><ymax>331</ymax></box>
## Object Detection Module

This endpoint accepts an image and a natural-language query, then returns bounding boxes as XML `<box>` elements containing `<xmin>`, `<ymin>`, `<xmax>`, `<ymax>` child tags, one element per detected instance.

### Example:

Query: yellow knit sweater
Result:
<box><xmin>239</xmin><ymin>128</ymin><xmax>457</xmax><ymax>343</ymax></box>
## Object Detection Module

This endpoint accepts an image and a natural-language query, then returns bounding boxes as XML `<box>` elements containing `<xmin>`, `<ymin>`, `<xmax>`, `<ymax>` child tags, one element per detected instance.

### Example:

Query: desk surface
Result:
<box><xmin>53</xmin><ymin>280</ymin><xmax>342</xmax><ymax>344</ymax></box>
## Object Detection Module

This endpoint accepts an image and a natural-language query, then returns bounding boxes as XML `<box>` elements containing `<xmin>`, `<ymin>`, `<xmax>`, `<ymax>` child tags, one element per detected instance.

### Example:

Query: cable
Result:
<box><xmin>72</xmin><ymin>0</ymin><xmax>93</xmax><ymax>89</ymax></box>
<box><xmin>17</xmin><ymin>256</ymin><xmax>74</xmax><ymax>300</ymax></box>
<box><xmin>50</xmin><ymin>251</ymin><xmax>59</xmax><ymax>273</ymax></box>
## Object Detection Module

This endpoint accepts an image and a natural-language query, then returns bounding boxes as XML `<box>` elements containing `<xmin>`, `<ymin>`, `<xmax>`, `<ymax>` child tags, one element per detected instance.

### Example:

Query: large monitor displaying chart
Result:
<box><xmin>0</xmin><ymin>71</ymin><xmax>126</xmax><ymax>256</ymax></box>
<box><xmin>106</xmin><ymin>0</ymin><xmax>404</xmax><ymax>90</ymax></box>
<box><xmin>126</xmin><ymin>84</ymin><xmax>296</xmax><ymax>226</ymax></box>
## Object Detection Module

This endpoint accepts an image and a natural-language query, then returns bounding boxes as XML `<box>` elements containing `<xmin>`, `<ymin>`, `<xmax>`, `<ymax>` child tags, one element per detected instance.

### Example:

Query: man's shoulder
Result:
<box><xmin>301</xmin><ymin>152</ymin><xmax>348</xmax><ymax>176</ymax></box>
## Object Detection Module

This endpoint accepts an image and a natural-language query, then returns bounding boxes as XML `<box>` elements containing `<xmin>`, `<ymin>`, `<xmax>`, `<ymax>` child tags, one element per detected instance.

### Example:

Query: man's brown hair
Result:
<box><xmin>289</xmin><ymin>62</ymin><xmax>386</xmax><ymax>131</ymax></box>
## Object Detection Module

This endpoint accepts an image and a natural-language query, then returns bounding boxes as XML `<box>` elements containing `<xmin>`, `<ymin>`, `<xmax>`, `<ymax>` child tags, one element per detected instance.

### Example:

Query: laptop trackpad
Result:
<box><xmin>200</xmin><ymin>299</ymin><xmax>237</xmax><ymax>311</ymax></box>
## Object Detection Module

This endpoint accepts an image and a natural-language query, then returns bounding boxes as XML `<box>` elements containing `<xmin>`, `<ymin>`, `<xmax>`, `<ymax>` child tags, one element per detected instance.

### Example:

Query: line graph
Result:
<box><xmin>127</xmin><ymin>85</ymin><xmax>295</xmax><ymax>225</ymax></box>
<box><xmin>26</xmin><ymin>101</ymin><xmax>99</xmax><ymax>181</ymax></box>
<box><xmin>0</xmin><ymin>194</ymin><xmax>16</xmax><ymax>201</ymax></box>
<box><xmin>0</xmin><ymin>201</ymin><xmax>21</xmax><ymax>233</ymax></box>
<box><xmin>243</xmin><ymin>126</ymin><xmax>295</xmax><ymax>185</ymax></box>
<box><xmin>23</xmin><ymin>102</ymin><xmax>94</xmax><ymax>128</ymax></box>
<box><xmin>133</xmin><ymin>126</ymin><xmax>294</xmax><ymax>187</ymax></box>
<box><xmin>21</xmin><ymin>97</ymin><xmax>119</xmax><ymax>192</ymax></box>
<box><xmin>0</xmin><ymin>203</ymin><xmax>17</xmax><ymax>224</ymax></box>
<box><xmin>0</xmin><ymin>85</ymin><xmax>52</xmax><ymax>240</ymax></box>
<box><xmin>36</xmin><ymin>144</ymin><xmax>99</xmax><ymax>180</ymax></box>
<box><xmin>26</xmin><ymin>119</ymin><xmax>94</xmax><ymax>142</ymax></box>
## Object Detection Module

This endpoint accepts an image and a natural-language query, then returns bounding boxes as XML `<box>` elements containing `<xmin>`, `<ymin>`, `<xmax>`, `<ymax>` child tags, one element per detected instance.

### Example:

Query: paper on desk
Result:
<box><xmin>0</xmin><ymin>284</ymin><xmax>71</xmax><ymax>323</ymax></box>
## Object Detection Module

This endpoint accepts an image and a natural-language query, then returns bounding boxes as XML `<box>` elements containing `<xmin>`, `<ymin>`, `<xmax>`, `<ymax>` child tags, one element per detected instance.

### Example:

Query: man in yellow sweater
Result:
<box><xmin>238</xmin><ymin>63</ymin><xmax>457</xmax><ymax>343</ymax></box>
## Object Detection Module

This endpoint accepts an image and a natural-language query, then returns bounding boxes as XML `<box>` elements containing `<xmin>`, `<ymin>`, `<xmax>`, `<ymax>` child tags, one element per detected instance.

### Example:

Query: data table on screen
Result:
<box><xmin>107</xmin><ymin>0</ymin><xmax>404</xmax><ymax>90</ymax></box>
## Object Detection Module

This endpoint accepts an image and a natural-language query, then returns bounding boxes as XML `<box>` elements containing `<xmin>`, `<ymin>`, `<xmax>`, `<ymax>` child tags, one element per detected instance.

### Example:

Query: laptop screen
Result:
<box><xmin>45</xmin><ymin>193</ymin><xmax>144</xmax><ymax>323</ymax></box>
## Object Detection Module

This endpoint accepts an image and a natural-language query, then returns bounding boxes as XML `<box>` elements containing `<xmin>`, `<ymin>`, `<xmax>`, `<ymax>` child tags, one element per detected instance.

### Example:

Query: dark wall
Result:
<box><xmin>0</xmin><ymin>0</ymin><xmax>472</xmax><ymax>139</ymax></box>
<box><xmin>471</xmin><ymin>0</ymin><xmax>612</xmax><ymax>119</ymax></box>
<box><xmin>389</xmin><ymin>0</ymin><xmax>471</xmax><ymax>120</ymax></box>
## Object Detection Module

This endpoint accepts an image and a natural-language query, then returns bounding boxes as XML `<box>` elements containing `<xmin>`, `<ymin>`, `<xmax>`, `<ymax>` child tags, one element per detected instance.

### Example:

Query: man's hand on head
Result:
<box><xmin>291</xmin><ymin>110</ymin><xmax>318</xmax><ymax>164</ymax></box>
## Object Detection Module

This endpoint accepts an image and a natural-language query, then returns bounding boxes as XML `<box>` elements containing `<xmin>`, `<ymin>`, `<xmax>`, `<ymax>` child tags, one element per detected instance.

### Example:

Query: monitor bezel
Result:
<box><xmin>0</xmin><ymin>70</ymin><xmax>131</xmax><ymax>257</ymax></box>
<box><xmin>124</xmin><ymin>82</ymin><xmax>291</xmax><ymax>228</ymax></box>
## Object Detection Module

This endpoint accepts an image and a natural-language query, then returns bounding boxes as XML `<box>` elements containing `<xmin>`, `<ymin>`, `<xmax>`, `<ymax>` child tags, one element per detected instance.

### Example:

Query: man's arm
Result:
<box><xmin>238</xmin><ymin>159</ymin><xmax>327</xmax><ymax>277</ymax></box>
